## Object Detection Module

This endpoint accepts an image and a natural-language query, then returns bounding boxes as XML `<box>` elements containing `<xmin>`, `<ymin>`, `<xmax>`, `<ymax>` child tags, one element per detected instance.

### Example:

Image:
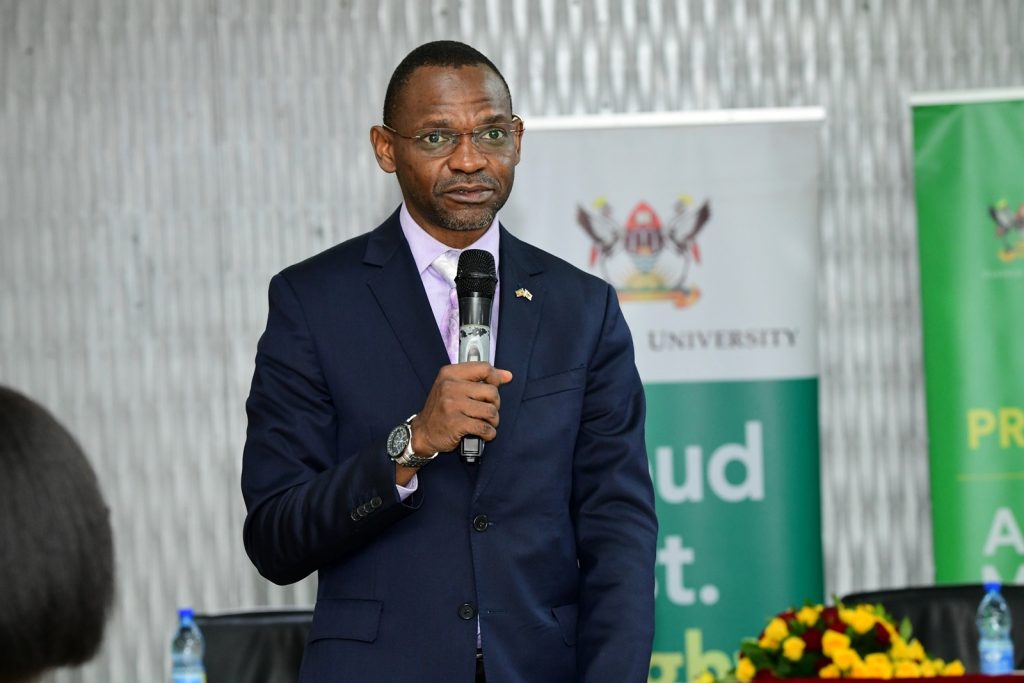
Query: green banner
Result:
<box><xmin>646</xmin><ymin>379</ymin><xmax>823</xmax><ymax>683</ymax></box>
<box><xmin>912</xmin><ymin>95</ymin><xmax>1024</xmax><ymax>583</ymax></box>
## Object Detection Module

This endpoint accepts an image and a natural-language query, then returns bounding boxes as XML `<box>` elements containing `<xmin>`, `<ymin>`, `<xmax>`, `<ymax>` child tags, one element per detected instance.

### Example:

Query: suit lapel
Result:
<box><xmin>475</xmin><ymin>227</ymin><xmax>546</xmax><ymax>498</ymax></box>
<box><xmin>364</xmin><ymin>211</ymin><xmax>449</xmax><ymax>394</ymax></box>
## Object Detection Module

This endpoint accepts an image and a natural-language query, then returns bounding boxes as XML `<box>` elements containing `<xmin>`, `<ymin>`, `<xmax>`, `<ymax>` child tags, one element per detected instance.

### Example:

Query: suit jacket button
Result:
<box><xmin>350</xmin><ymin>510</ymin><xmax>361</xmax><ymax>521</ymax></box>
<box><xmin>370</xmin><ymin>496</ymin><xmax>383</xmax><ymax>509</ymax></box>
<box><xmin>458</xmin><ymin>603</ymin><xmax>477</xmax><ymax>620</ymax></box>
<box><xmin>472</xmin><ymin>514</ymin><xmax>489</xmax><ymax>532</ymax></box>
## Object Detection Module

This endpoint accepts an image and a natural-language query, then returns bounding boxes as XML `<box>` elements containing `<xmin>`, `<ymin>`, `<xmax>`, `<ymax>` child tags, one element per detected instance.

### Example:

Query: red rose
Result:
<box><xmin>821</xmin><ymin>607</ymin><xmax>845</xmax><ymax>632</ymax></box>
<box><xmin>802</xmin><ymin>628</ymin><xmax>823</xmax><ymax>652</ymax></box>
<box><xmin>874</xmin><ymin>622</ymin><xmax>891</xmax><ymax>646</ymax></box>
<box><xmin>780</xmin><ymin>609</ymin><xmax>798</xmax><ymax>625</ymax></box>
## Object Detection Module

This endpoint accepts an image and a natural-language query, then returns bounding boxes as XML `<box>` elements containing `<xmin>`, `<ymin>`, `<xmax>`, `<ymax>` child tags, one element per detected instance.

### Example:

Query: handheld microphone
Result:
<box><xmin>455</xmin><ymin>249</ymin><xmax>498</xmax><ymax>464</ymax></box>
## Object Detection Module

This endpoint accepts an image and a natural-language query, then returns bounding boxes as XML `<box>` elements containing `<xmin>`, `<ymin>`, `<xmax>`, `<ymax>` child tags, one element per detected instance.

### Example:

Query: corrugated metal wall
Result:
<box><xmin>1</xmin><ymin>1</ymin><xmax>1021</xmax><ymax>681</ymax></box>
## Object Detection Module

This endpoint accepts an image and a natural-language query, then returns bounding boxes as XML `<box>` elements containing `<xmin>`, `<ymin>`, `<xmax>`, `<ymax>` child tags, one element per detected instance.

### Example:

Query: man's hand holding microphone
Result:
<box><xmin>388</xmin><ymin>250</ymin><xmax>511</xmax><ymax>485</ymax></box>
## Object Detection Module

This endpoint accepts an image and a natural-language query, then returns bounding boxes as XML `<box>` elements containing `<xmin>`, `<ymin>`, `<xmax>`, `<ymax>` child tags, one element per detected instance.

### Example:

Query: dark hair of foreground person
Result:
<box><xmin>0</xmin><ymin>386</ymin><xmax>115</xmax><ymax>683</ymax></box>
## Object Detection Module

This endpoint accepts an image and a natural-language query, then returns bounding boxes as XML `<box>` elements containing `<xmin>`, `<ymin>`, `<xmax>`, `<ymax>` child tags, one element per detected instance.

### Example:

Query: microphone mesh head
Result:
<box><xmin>455</xmin><ymin>249</ymin><xmax>498</xmax><ymax>298</ymax></box>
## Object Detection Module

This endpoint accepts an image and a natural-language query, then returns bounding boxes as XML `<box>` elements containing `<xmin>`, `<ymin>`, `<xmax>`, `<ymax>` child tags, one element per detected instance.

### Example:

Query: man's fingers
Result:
<box><xmin>462</xmin><ymin>381</ymin><xmax>501</xmax><ymax>407</ymax></box>
<box><xmin>417</xmin><ymin>364</ymin><xmax>511</xmax><ymax>451</ymax></box>
<box><xmin>463</xmin><ymin>417</ymin><xmax>498</xmax><ymax>441</ymax></box>
<box><xmin>441</xmin><ymin>362</ymin><xmax>513</xmax><ymax>386</ymax></box>
<box><xmin>458</xmin><ymin>397</ymin><xmax>500</xmax><ymax>426</ymax></box>
<box><xmin>485</xmin><ymin>368</ymin><xmax>513</xmax><ymax>386</ymax></box>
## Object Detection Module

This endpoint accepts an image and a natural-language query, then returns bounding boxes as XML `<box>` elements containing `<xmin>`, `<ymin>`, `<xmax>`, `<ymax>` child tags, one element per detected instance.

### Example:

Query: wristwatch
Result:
<box><xmin>387</xmin><ymin>414</ymin><xmax>438</xmax><ymax>468</ymax></box>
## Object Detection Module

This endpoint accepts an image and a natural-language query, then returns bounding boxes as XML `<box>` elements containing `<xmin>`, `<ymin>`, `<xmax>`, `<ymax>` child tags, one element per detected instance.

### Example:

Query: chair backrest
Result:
<box><xmin>841</xmin><ymin>584</ymin><xmax>1024</xmax><ymax>673</ymax></box>
<box><xmin>194</xmin><ymin>610</ymin><xmax>312</xmax><ymax>683</ymax></box>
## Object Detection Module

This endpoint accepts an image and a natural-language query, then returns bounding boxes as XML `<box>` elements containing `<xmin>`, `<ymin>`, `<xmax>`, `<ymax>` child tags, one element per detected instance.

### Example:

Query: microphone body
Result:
<box><xmin>455</xmin><ymin>249</ymin><xmax>498</xmax><ymax>464</ymax></box>
<box><xmin>457</xmin><ymin>296</ymin><xmax>491</xmax><ymax>364</ymax></box>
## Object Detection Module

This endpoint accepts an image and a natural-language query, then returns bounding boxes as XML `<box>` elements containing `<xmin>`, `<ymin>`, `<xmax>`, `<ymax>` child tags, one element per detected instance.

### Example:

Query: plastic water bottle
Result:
<box><xmin>977</xmin><ymin>581</ymin><xmax>1014</xmax><ymax>674</ymax></box>
<box><xmin>171</xmin><ymin>607</ymin><xmax>206</xmax><ymax>683</ymax></box>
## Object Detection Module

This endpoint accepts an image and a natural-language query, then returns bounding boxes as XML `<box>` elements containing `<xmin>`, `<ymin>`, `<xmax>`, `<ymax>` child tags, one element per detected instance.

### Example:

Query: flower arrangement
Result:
<box><xmin>706</xmin><ymin>602</ymin><xmax>966</xmax><ymax>681</ymax></box>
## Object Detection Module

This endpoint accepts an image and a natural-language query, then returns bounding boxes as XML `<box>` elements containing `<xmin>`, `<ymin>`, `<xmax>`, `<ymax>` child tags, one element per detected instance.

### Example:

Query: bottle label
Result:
<box><xmin>171</xmin><ymin>674</ymin><xmax>206</xmax><ymax>683</ymax></box>
<box><xmin>980</xmin><ymin>641</ymin><xmax>1014</xmax><ymax>674</ymax></box>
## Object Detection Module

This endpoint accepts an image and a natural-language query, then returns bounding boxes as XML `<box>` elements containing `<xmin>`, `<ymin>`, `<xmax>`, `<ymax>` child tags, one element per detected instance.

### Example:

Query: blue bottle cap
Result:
<box><xmin>984</xmin><ymin>581</ymin><xmax>1002</xmax><ymax>593</ymax></box>
<box><xmin>178</xmin><ymin>607</ymin><xmax>195</xmax><ymax>619</ymax></box>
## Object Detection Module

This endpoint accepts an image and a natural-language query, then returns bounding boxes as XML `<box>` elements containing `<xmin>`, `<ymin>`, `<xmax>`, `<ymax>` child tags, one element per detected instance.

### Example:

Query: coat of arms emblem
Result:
<box><xmin>577</xmin><ymin>196</ymin><xmax>712</xmax><ymax>307</ymax></box>
<box><xmin>989</xmin><ymin>199</ymin><xmax>1024</xmax><ymax>262</ymax></box>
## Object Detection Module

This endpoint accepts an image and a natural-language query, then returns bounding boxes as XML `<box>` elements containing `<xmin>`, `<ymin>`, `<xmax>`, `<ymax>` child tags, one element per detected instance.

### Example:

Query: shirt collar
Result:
<box><xmin>399</xmin><ymin>203</ymin><xmax>500</xmax><ymax>277</ymax></box>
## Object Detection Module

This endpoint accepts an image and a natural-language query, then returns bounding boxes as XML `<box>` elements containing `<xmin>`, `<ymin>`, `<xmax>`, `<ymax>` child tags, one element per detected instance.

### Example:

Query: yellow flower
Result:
<box><xmin>941</xmin><ymin>660</ymin><xmax>965</xmax><ymax>676</ymax></box>
<box><xmin>783</xmin><ymin>636</ymin><xmax>806</xmax><ymax>661</ymax></box>
<box><xmin>894</xmin><ymin>660</ymin><xmax>922</xmax><ymax>678</ymax></box>
<box><xmin>847</xmin><ymin>609</ymin><xmax>877</xmax><ymax>634</ymax></box>
<box><xmin>819</xmin><ymin>664</ymin><xmax>842</xmax><ymax>679</ymax></box>
<box><xmin>736</xmin><ymin>657</ymin><xmax>757</xmax><ymax>682</ymax></box>
<box><xmin>864</xmin><ymin>653</ymin><xmax>894</xmax><ymax>679</ymax></box>
<box><xmin>906</xmin><ymin>639</ymin><xmax>926</xmax><ymax>661</ymax></box>
<box><xmin>919</xmin><ymin>660</ymin><xmax>937</xmax><ymax>677</ymax></box>
<box><xmin>764</xmin><ymin>617</ymin><xmax>789</xmax><ymax>642</ymax></box>
<box><xmin>797</xmin><ymin>605</ymin><xmax>822</xmax><ymax>627</ymax></box>
<box><xmin>850</xmin><ymin>661</ymin><xmax>872</xmax><ymax>678</ymax></box>
<box><xmin>890</xmin><ymin>637</ymin><xmax>912</xmax><ymax>660</ymax></box>
<box><xmin>832</xmin><ymin>647</ymin><xmax>862</xmax><ymax>671</ymax></box>
<box><xmin>822</xmin><ymin>630</ymin><xmax>852</xmax><ymax>658</ymax></box>
<box><xmin>695</xmin><ymin>671</ymin><xmax>716</xmax><ymax>683</ymax></box>
<box><xmin>758</xmin><ymin>634</ymin><xmax>780</xmax><ymax>650</ymax></box>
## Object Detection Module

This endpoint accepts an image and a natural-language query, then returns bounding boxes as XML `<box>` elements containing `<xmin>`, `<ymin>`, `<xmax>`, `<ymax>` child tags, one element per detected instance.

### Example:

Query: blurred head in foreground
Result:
<box><xmin>0</xmin><ymin>386</ymin><xmax>114</xmax><ymax>683</ymax></box>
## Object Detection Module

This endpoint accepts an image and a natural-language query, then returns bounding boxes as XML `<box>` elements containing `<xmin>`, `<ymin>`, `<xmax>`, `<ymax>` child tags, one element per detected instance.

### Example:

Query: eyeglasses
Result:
<box><xmin>381</xmin><ymin>116</ymin><xmax>523</xmax><ymax>158</ymax></box>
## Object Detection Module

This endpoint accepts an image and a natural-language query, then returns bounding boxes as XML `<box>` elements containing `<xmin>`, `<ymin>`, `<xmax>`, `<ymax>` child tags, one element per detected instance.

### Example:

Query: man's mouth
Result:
<box><xmin>441</xmin><ymin>184</ymin><xmax>495</xmax><ymax>204</ymax></box>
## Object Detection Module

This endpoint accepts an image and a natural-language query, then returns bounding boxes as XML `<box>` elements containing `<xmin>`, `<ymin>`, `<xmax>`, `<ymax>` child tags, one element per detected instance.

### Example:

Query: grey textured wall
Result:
<box><xmin>1</xmin><ymin>1</ymin><xmax>1022</xmax><ymax>681</ymax></box>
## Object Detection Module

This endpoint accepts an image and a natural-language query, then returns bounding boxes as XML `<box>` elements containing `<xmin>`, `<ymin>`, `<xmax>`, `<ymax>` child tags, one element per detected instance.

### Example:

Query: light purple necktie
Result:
<box><xmin>431</xmin><ymin>250</ymin><xmax>460</xmax><ymax>363</ymax></box>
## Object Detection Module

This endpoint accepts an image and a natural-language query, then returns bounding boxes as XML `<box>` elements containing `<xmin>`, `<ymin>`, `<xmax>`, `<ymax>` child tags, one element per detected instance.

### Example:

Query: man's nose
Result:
<box><xmin>446</xmin><ymin>134</ymin><xmax>487</xmax><ymax>173</ymax></box>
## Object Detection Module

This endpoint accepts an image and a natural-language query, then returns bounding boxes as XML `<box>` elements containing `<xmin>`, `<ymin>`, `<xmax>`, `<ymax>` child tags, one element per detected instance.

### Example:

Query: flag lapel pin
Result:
<box><xmin>515</xmin><ymin>288</ymin><xmax>533</xmax><ymax>301</ymax></box>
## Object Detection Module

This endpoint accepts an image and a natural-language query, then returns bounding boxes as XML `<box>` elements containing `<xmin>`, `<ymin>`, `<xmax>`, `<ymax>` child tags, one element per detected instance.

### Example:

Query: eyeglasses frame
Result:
<box><xmin>379</xmin><ymin>115</ymin><xmax>524</xmax><ymax>156</ymax></box>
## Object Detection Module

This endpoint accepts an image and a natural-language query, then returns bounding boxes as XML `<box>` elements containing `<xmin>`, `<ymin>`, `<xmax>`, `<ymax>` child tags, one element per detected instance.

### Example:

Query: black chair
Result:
<box><xmin>195</xmin><ymin>610</ymin><xmax>313</xmax><ymax>683</ymax></box>
<box><xmin>841</xmin><ymin>584</ymin><xmax>1024</xmax><ymax>673</ymax></box>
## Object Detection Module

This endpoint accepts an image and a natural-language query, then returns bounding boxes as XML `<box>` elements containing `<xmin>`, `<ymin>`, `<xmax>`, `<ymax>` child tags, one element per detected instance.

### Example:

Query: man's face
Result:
<box><xmin>371</xmin><ymin>64</ymin><xmax>522</xmax><ymax>246</ymax></box>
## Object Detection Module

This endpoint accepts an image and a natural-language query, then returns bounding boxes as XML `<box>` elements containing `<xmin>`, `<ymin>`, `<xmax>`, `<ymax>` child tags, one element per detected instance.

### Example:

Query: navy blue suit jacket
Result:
<box><xmin>241</xmin><ymin>209</ymin><xmax>657</xmax><ymax>682</ymax></box>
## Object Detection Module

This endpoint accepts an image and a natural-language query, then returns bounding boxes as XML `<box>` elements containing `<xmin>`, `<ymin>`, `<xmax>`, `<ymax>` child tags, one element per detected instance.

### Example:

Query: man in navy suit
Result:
<box><xmin>241</xmin><ymin>40</ymin><xmax>657</xmax><ymax>683</ymax></box>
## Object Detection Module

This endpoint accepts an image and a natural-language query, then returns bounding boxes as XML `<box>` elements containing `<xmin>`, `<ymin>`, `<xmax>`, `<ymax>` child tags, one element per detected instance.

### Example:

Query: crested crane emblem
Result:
<box><xmin>576</xmin><ymin>196</ymin><xmax>712</xmax><ymax>307</ymax></box>
<box><xmin>989</xmin><ymin>199</ymin><xmax>1024</xmax><ymax>262</ymax></box>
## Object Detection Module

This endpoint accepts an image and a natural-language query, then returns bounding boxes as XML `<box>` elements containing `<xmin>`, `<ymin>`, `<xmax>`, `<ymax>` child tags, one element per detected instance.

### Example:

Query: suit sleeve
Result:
<box><xmin>573</xmin><ymin>283</ymin><xmax>658</xmax><ymax>682</ymax></box>
<box><xmin>240</xmin><ymin>273</ymin><xmax>421</xmax><ymax>585</ymax></box>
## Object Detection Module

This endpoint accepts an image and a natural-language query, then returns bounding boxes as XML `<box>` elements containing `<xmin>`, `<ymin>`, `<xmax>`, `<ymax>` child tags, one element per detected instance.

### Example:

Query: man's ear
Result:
<box><xmin>513</xmin><ymin>128</ymin><xmax>523</xmax><ymax>166</ymax></box>
<box><xmin>370</xmin><ymin>126</ymin><xmax>397</xmax><ymax>173</ymax></box>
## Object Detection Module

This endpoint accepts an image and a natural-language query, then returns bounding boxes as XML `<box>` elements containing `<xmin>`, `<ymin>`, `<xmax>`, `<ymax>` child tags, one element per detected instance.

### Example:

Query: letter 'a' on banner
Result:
<box><xmin>910</xmin><ymin>90</ymin><xmax>1024</xmax><ymax>585</ymax></box>
<box><xmin>503</xmin><ymin>109</ymin><xmax>825</xmax><ymax>683</ymax></box>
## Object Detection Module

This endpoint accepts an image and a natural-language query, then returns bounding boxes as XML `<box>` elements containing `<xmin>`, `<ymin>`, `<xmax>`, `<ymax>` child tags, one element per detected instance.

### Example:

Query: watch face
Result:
<box><xmin>386</xmin><ymin>423</ymin><xmax>411</xmax><ymax>459</ymax></box>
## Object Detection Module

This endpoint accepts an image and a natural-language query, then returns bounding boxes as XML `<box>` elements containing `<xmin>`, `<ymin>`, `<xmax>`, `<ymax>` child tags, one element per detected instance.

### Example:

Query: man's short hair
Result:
<box><xmin>0</xmin><ymin>386</ymin><xmax>115</xmax><ymax>683</ymax></box>
<box><xmin>383</xmin><ymin>40</ymin><xmax>512</xmax><ymax>126</ymax></box>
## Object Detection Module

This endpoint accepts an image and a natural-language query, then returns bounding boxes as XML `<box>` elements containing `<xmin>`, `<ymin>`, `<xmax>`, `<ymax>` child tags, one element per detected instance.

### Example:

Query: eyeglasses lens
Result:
<box><xmin>412</xmin><ymin>123</ymin><xmax>520</xmax><ymax>157</ymax></box>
